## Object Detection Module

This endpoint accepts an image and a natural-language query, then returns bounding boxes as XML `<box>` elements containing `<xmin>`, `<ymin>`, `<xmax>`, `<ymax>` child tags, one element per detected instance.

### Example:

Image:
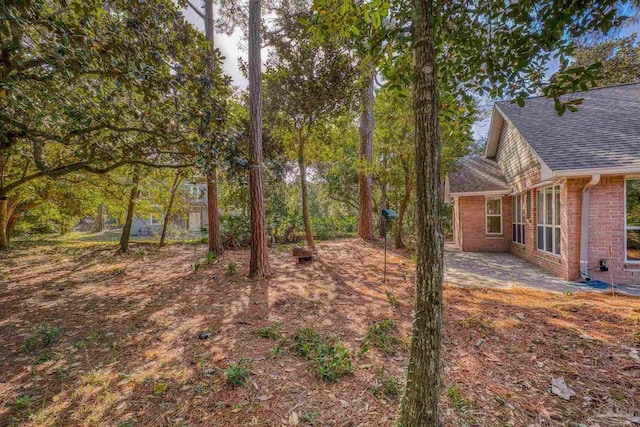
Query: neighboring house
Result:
<box><xmin>129</xmin><ymin>182</ymin><xmax>209</xmax><ymax>236</ymax></box>
<box><xmin>445</xmin><ymin>82</ymin><xmax>640</xmax><ymax>286</ymax></box>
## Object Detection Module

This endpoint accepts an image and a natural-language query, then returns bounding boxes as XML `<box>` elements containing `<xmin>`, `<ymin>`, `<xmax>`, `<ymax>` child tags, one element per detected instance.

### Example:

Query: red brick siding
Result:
<box><xmin>454</xmin><ymin>195</ymin><xmax>512</xmax><ymax>252</ymax></box>
<box><xmin>587</xmin><ymin>176</ymin><xmax>640</xmax><ymax>285</ymax></box>
<box><xmin>509</xmin><ymin>184</ymin><xmax>574</xmax><ymax>280</ymax></box>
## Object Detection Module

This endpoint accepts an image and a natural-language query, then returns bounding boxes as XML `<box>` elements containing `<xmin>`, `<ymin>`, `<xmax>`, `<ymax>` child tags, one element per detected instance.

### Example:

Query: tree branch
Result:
<box><xmin>187</xmin><ymin>0</ymin><xmax>206</xmax><ymax>19</ymax></box>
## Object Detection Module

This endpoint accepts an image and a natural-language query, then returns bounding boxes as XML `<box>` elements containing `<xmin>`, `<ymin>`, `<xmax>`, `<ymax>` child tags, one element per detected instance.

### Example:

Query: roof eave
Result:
<box><xmin>484</xmin><ymin>105</ymin><xmax>504</xmax><ymax>158</ymax></box>
<box><xmin>551</xmin><ymin>165</ymin><xmax>640</xmax><ymax>178</ymax></box>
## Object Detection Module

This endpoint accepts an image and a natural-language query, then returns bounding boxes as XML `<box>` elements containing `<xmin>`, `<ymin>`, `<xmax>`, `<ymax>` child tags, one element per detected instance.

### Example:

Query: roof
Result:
<box><xmin>490</xmin><ymin>82</ymin><xmax>640</xmax><ymax>172</ymax></box>
<box><xmin>447</xmin><ymin>156</ymin><xmax>510</xmax><ymax>195</ymax></box>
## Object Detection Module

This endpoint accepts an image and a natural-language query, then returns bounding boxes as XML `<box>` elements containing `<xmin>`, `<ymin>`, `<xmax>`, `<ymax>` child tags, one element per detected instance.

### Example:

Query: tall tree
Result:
<box><xmin>248</xmin><ymin>0</ymin><xmax>271</xmax><ymax>277</ymax></box>
<box><xmin>186</xmin><ymin>0</ymin><xmax>225</xmax><ymax>255</ymax></box>
<box><xmin>358</xmin><ymin>74</ymin><xmax>375</xmax><ymax>240</ymax></box>
<box><xmin>264</xmin><ymin>1</ymin><xmax>355</xmax><ymax>249</ymax></box>
<box><xmin>571</xmin><ymin>33</ymin><xmax>640</xmax><ymax>86</ymax></box>
<box><xmin>398</xmin><ymin>0</ymin><xmax>442</xmax><ymax>423</ymax></box>
<box><xmin>159</xmin><ymin>171</ymin><xmax>185</xmax><ymax>247</ymax></box>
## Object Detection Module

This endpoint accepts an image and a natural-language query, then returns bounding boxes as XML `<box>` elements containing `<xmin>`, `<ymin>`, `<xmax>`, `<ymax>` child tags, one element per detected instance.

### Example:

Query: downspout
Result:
<box><xmin>580</xmin><ymin>174</ymin><xmax>601</xmax><ymax>281</ymax></box>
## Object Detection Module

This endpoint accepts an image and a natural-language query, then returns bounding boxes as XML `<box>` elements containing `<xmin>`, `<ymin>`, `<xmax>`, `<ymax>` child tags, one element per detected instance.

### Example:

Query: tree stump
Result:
<box><xmin>292</xmin><ymin>246</ymin><xmax>313</xmax><ymax>263</ymax></box>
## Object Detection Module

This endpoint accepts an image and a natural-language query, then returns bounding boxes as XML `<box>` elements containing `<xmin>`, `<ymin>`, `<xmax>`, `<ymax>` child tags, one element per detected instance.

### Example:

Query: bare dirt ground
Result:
<box><xmin>1</xmin><ymin>238</ymin><xmax>639</xmax><ymax>427</ymax></box>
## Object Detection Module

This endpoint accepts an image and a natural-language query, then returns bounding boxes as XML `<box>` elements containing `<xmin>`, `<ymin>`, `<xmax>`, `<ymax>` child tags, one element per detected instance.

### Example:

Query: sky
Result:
<box><xmin>181</xmin><ymin>3</ymin><xmax>640</xmax><ymax>141</ymax></box>
<box><xmin>182</xmin><ymin>5</ymin><xmax>248</xmax><ymax>88</ymax></box>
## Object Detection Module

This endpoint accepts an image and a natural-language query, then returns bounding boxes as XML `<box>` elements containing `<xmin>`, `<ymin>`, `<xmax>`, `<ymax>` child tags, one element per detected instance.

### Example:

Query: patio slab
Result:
<box><xmin>444</xmin><ymin>243</ymin><xmax>640</xmax><ymax>297</ymax></box>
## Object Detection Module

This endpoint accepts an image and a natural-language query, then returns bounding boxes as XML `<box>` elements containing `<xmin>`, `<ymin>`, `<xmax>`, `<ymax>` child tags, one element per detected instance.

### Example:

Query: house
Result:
<box><xmin>445</xmin><ymin>82</ymin><xmax>640</xmax><ymax>286</ymax></box>
<box><xmin>128</xmin><ymin>182</ymin><xmax>209</xmax><ymax>236</ymax></box>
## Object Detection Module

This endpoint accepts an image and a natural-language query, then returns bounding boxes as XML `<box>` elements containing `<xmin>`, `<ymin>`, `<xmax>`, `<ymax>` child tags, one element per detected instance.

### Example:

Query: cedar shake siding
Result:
<box><xmin>494</xmin><ymin>120</ymin><xmax>541</xmax><ymax>193</ymax></box>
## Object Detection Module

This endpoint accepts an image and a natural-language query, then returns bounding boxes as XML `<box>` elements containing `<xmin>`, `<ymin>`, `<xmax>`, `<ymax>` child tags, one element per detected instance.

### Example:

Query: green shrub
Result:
<box><xmin>225</xmin><ymin>360</ymin><xmax>249</xmax><ymax>387</ymax></box>
<box><xmin>290</xmin><ymin>327</ymin><xmax>352</xmax><ymax>382</ymax></box>
<box><xmin>206</xmin><ymin>250</ymin><xmax>216</xmax><ymax>263</ymax></box>
<box><xmin>362</xmin><ymin>319</ymin><xmax>403</xmax><ymax>356</ymax></box>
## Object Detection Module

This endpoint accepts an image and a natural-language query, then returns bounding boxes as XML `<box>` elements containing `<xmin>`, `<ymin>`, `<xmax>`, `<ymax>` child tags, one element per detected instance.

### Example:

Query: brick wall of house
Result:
<box><xmin>587</xmin><ymin>176</ymin><xmax>640</xmax><ymax>285</ymax></box>
<box><xmin>509</xmin><ymin>185</ymin><xmax>565</xmax><ymax>279</ymax></box>
<box><xmin>455</xmin><ymin>195</ymin><xmax>512</xmax><ymax>252</ymax></box>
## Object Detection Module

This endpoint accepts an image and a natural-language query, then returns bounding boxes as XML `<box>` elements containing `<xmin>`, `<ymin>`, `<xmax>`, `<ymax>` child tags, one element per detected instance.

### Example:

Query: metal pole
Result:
<box><xmin>384</xmin><ymin>219</ymin><xmax>387</xmax><ymax>285</ymax></box>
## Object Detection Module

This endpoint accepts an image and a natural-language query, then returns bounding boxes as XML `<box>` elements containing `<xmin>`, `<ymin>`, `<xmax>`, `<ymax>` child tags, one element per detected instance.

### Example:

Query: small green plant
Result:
<box><xmin>117</xmin><ymin>421</ymin><xmax>136</xmax><ymax>427</ymax></box>
<box><xmin>24</xmin><ymin>323</ymin><xmax>61</xmax><ymax>351</ymax></box>
<box><xmin>14</xmin><ymin>395</ymin><xmax>35</xmax><ymax>410</ymax></box>
<box><xmin>371</xmin><ymin>369</ymin><xmax>402</xmax><ymax>399</ymax></box>
<box><xmin>134</xmin><ymin>249</ymin><xmax>146</xmax><ymax>259</ymax></box>
<box><xmin>271</xmin><ymin>344</ymin><xmax>282</xmax><ymax>357</ymax></box>
<box><xmin>385</xmin><ymin>290</ymin><xmax>399</xmax><ymax>307</ymax></box>
<box><xmin>35</xmin><ymin>350</ymin><xmax>59</xmax><ymax>365</ymax></box>
<box><xmin>206</xmin><ymin>250</ymin><xmax>216</xmax><ymax>263</ymax></box>
<box><xmin>290</xmin><ymin>327</ymin><xmax>352</xmax><ymax>382</ymax></box>
<box><xmin>192</xmin><ymin>260</ymin><xmax>201</xmax><ymax>273</ymax></box>
<box><xmin>56</xmin><ymin>368</ymin><xmax>69</xmax><ymax>381</ymax></box>
<box><xmin>446</xmin><ymin>385</ymin><xmax>468</xmax><ymax>412</ymax></box>
<box><xmin>225</xmin><ymin>262</ymin><xmax>237</xmax><ymax>276</ymax></box>
<box><xmin>300</xmin><ymin>412</ymin><xmax>319</xmax><ymax>423</ymax></box>
<box><xmin>258</xmin><ymin>324</ymin><xmax>280</xmax><ymax>340</ymax></box>
<box><xmin>194</xmin><ymin>384</ymin><xmax>205</xmax><ymax>394</ymax></box>
<box><xmin>363</xmin><ymin>319</ymin><xmax>402</xmax><ymax>356</ymax></box>
<box><xmin>225</xmin><ymin>360</ymin><xmax>249</xmax><ymax>387</ymax></box>
<box><xmin>112</xmin><ymin>267</ymin><xmax>125</xmax><ymax>276</ymax></box>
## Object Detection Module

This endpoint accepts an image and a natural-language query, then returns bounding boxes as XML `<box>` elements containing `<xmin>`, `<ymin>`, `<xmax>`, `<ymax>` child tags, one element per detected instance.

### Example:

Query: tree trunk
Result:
<box><xmin>399</xmin><ymin>0</ymin><xmax>443</xmax><ymax>424</ymax></box>
<box><xmin>160</xmin><ymin>171</ymin><xmax>183</xmax><ymax>247</ymax></box>
<box><xmin>0</xmin><ymin>196</ymin><xmax>8</xmax><ymax>250</ymax></box>
<box><xmin>202</xmin><ymin>0</ymin><xmax>224</xmax><ymax>256</ymax></box>
<box><xmin>395</xmin><ymin>162</ymin><xmax>413</xmax><ymax>249</ymax></box>
<box><xmin>119</xmin><ymin>169</ymin><xmax>140</xmax><ymax>253</ymax></box>
<box><xmin>248</xmin><ymin>0</ymin><xmax>271</xmax><ymax>278</ymax></box>
<box><xmin>95</xmin><ymin>204</ymin><xmax>105</xmax><ymax>232</ymax></box>
<box><xmin>298</xmin><ymin>137</ymin><xmax>315</xmax><ymax>249</ymax></box>
<box><xmin>358</xmin><ymin>72</ymin><xmax>375</xmax><ymax>240</ymax></box>
<box><xmin>60</xmin><ymin>219</ymin><xmax>68</xmax><ymax>235</ymax></box>
<box><xmin>206</xmin><ymin>167</ymin><xmax>224</xmax><ymax>254</ymax></box>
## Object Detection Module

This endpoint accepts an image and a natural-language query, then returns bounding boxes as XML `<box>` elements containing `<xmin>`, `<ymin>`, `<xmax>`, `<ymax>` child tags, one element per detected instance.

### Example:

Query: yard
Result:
<box><xmin>1</xmin><ymin>239</ymin><xmax>639</xmax><ymax>426</ymax></box>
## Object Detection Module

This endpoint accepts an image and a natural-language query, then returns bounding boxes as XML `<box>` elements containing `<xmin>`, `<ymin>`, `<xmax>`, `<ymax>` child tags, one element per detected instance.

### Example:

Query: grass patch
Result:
<box><xmin>14</xmin><ymin>395</ymin><xmax>35</xmax><ymax>410</ymax></box>
<box><xmin>225</xmin><ymin>360</ymin><xmax>249</xmax><ymax>387</ymax></box>
<box><xmin>24</xmin><ymin>323</ymin><xmax>61</xmax><ymax>351</ymax></box>
<box><xmin>446</xmin><ymin>385</ymin><xmax>468</xmax><ymax>412</ymax></box>
<box><xmin>225</xmin><ymin>262</ymin><xmax>237</xmax><ymax>276</ymax></box>
<box><xmin>258</xmin><ymin>324</ymin><xmax>280</xmax><ymax>340</ymax></box>
<box><xmin>289</xmin><ymin>327</ymin><xmax>352</xmax><ymax>382</ymax></box>
<box><xmin>362</xmin><ymin>319</ymin><xmax>403</xmax><ymax>356</ymax></box>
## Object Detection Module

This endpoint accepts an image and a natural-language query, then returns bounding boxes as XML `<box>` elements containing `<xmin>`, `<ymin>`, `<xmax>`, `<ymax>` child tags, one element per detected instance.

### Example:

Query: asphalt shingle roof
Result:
<box><xmin>448</xmin><ymin>156</ymin><xmax>509</xmax><ymax>194</ymax></box>
<box><xmin>496</xmin><ymin>82</ymin><xmax>640</xmax><ymax>171</ymax></box>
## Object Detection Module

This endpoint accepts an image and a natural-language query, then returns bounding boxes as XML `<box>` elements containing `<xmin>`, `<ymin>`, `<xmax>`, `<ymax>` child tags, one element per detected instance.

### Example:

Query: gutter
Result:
<box><xmin>580</xmin><ymin>174</ymin><xmax>601</xmax><ymax>281</ymax></box>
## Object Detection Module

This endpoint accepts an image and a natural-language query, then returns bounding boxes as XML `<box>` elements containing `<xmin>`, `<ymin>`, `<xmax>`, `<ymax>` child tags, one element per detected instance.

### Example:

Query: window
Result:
<box><xmin>512</xmin><ymin>193</ymin><xmax>525</xmax><ymax>244</ymax></box>
<box><xmin>537</xmin><ymin>185</ymin><xmax>561</xmax><ymax>255</ymax></box>
<box><xmin>626</xmin><ymin>179</ymin><xmax>640</xmax><ymax>262</ymax></box>
<box><xmin>486</xmin><ymin>197</ymin><xmax>502</xmax><ymax>234</ymax></box>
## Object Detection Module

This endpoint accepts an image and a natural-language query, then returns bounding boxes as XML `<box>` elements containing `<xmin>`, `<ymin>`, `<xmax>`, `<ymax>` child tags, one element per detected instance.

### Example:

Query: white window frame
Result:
<box><xmin>485</xmin><ymin>197</ymin><xmax>503</xmax><ymax>235</ymax></box>
<box><xmin>512</xmin><ymin>193</ymin><xmax>526</xmax><ymax>245</ymax></box>
<box><xmin>625</xmin><ymin>178</ymin><xmax>640</xmax><ymax>263</ymax></box>
<box><xmin>537</xmin><ymin>185</ymin><xmax>561</xmax><ymax>256</ymax></box>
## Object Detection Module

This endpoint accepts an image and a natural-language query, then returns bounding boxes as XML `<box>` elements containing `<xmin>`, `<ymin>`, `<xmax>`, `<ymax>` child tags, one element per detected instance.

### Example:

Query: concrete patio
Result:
<box><xmin>444</xmin><ymin>243</ymin><xmax>640</xmax><ymax>296</ymax></box>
